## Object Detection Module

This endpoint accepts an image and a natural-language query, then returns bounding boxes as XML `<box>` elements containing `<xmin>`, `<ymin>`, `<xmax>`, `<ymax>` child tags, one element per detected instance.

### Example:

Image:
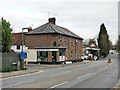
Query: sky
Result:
<box><xmin>0</xmin><ymin>0</ymin><xmax>119</xmax><ymax>45</ymax></box>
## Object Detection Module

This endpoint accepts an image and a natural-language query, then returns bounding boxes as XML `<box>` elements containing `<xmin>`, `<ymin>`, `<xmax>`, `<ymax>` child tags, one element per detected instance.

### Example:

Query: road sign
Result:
<box><xmin>21</xmin><ymin>52</ymin><xmax>27</xmax><ymax>59</ymax></box>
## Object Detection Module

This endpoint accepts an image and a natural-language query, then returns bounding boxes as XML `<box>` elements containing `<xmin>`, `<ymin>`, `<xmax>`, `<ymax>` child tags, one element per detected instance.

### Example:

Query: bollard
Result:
<box><xmin>108</xmin><ymin>58</ymin><xmax>111</xmax><ymax>63</ymax></box>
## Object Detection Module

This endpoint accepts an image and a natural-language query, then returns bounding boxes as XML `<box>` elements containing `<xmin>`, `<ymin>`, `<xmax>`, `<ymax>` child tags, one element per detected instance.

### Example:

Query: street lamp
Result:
<box><xmin>20</xmin><ymin>27</ymin><xmax>29</xmax><ymax>68</ymax></box>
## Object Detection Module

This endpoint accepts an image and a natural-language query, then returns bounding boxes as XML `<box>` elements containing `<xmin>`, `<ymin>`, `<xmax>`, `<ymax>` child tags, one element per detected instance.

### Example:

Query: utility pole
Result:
<box><xmin>20</xmin><ymin>27</ymin><xmax>29</xmax><ymax>68</ymax></box>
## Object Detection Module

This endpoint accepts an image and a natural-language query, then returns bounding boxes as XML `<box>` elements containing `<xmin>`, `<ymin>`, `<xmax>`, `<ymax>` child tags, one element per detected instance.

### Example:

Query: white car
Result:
<box><xmin>81</xmin><ymin>54</ymin><xmax>88</xmax><ymax>60</ymax></box>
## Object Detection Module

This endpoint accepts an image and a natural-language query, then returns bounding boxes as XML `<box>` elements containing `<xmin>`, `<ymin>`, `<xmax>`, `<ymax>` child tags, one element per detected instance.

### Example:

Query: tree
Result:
<box><xmin>109</xmin><ymin>40</ymin><xmax>113</xmax><ymax>50</ymax></box>
<box><xmin>97</xmin><ymin>23</ymin><xmax>110</xmax><ymax>57</ymax></box>
<box><xmin>2</xmin><ymin>18</ymin><xmax>13</xmax><ymax>52</ymax></box>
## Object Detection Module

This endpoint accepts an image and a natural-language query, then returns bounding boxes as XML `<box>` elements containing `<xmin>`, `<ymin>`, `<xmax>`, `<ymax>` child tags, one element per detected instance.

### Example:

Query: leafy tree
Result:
<box><xmin>97</xmin><ymin>23</ymin><xmax>110</xmax><ymax>57</ymax></box>
<box><xmin>109</xmin><ymin>40</ymin><xmax>113</xmax><ymax>50</ymax></box>
<box><xmin>2</xmin><ymin>18</ymin><xmax>13</xmax><ymax>52</ymax></box>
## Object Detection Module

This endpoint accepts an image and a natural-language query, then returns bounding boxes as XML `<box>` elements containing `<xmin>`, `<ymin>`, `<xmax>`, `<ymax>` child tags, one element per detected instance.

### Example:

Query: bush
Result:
<box><xmin>19</xmin><ymin>66</ymin><xmax>27</xmax><ymax>70</ymax></box>
<box><xmin>2</xmin><ymin>67</ymin><xmax>12</xmax><ymax>72</ymax></box>
<box><xmin>12</xmin><ymin>67</ymin><xmax>18</xmax><ymax>71</ymax></box>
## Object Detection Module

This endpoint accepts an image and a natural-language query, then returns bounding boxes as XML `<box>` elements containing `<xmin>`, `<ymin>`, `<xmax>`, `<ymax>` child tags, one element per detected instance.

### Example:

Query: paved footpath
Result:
<box><xmin>1</xmin><ymin>60</ymin><xmax>92</xmax><ymax>79</ymax></box>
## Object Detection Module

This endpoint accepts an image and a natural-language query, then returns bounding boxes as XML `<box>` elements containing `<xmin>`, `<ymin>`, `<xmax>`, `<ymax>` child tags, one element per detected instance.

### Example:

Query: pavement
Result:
<box><xmin>1</xmin><ymin>60</ymin><xmax>92</xmax><ymax>79</ymax></box>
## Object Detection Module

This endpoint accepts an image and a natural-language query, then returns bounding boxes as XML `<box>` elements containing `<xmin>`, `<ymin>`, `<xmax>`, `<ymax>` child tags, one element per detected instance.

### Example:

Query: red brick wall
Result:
<box><xmin>58</xmin><ymin>35</ymin><xmax>83</xmax><ymax>61</ymax></box>
<box><xmin>25</xmin><ymin>34</ymin><xmax>59</xmax><ymax>49</ymax></box>
<box><xmin>25</xmin><ymin>34</ymin><xmax>83</xmax><ymax>61</ymax></box>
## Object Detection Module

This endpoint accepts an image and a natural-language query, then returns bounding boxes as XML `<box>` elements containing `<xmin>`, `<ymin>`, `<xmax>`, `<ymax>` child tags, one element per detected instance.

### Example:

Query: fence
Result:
<box><xmin>2</xmin><ymin>52</ymin><xmax>20</xmax><ymax>69</ymax></box>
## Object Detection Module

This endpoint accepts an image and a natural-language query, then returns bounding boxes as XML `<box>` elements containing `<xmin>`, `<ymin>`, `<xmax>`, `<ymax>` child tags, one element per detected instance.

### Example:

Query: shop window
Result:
<box><xmin>37</xmin><ymin>51</ymin><xmax>48</xmax><ymax>62</ymax></box>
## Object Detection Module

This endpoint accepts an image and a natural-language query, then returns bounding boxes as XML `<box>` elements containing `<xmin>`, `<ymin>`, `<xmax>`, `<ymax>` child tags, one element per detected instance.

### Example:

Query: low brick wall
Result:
<box><xmin>2</xmin><ymin>52</ymin><xmax>20</xmax><ymax>69</ymax></box>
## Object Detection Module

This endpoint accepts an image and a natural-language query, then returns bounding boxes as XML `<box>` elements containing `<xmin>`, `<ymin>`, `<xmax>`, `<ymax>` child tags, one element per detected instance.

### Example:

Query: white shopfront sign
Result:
<box><xmin>59</xmin><ymin>56</ymin><xmax>65</xmax><ymax>61</ymax></box>
<box><xmin>36</xmin><ymin>49</ymin><xmax>59</xmax><ymax>51</ymax></box>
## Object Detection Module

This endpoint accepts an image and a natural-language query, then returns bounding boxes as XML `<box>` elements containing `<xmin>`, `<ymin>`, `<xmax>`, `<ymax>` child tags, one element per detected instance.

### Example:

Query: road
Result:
<box><xmin>1</xmin><ymin>52</ymin><xmax>119</xmax><ymax>89</ymax></box>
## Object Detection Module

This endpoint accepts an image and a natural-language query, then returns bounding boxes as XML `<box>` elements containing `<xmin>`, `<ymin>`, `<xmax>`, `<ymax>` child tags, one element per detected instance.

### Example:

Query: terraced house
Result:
<box><xmin>25</xmin><ymin>17</ymin><xmax>83</xmax><ymax>64</ymax></box>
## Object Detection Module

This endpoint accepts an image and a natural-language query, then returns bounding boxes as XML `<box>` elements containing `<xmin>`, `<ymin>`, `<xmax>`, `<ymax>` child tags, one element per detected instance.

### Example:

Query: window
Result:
<box><xmin>37</xmin><ymin>51</ymin><xmax>48</xmax><ymax>62</ymax></box>
<box><xmin>79</xmin><ymin>40</ymin><xmax>80</xmax><ymax>46</ymax></box>
<box><xmin>75</xmin><ymin>39</ymin><xmax>77</xmax><ymax>45</ymax></box>
<box><xmin>59</xmin><ymin>35</ymin><xmax>62</xmax><ymax>44</ymax></box>
<box><xmin>79</xmin><ymin>51</ymin><xmax>81</xmax><ymax>58</ymax></box>
<box><xmin>75</xmin><ymin>51</ymin><xmax>77</xmax><ymax>59</ymax></box>
<box><xmin>71</xmin><ymin>37</ymin><xmax>73</xmax><ymax>45</ymax></box>
<box><xmin>71</xmin><ymin>51</ymin><xmax>73</xmax><ymax>59</ymax></box>
<box><xmin>65</xmin><ymin>36</ymin><xmax>67</xmax><ymax>44</ymax></box>
<box><xmin>17</xmin><ymin>45</ymin><xmax>20</xmax><ymax>50</ymax></box>
<box><xmin>54</xmin><ymin>42</ymin><xmax>56</xmax><ymax>46</ymax></box>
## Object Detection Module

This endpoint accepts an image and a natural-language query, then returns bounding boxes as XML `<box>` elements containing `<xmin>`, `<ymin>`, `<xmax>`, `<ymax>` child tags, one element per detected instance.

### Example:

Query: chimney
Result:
<box><xmin>28</xmin><ymin>26</ymin><xmax>32</xmax><ymax>32</ymax></box>
<box><xmin>48</xmin><ymin>17</ymin><xmax>56</xmax><ymax>24</ymax></box>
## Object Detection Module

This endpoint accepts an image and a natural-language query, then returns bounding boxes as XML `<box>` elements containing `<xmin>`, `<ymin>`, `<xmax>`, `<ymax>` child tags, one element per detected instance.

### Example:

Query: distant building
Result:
<box><xmin>11</xmin><ymin>33</ymin><xmax>24</xmax><ymax>53</ymax></box>
<box><xmin>83</xmin><ymin>43</ymin><xmax>100</xmax><ymax>60</ymax></box>
<box><xmin>25</xmin><ymin>17</ymin><xmax>83</xmax><ymax>64</ymax></box>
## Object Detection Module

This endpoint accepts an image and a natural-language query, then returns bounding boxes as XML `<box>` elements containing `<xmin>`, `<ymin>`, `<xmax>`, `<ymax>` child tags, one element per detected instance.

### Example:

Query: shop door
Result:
<box><xmin>52</xmin><ymin>51</ymin><xmax>56</xmax><ymax>64</ymax></box>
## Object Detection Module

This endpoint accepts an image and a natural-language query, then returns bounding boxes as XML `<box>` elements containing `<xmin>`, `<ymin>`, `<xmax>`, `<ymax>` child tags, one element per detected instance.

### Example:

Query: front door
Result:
<box><xmin>52</xmin><ymin>51</ymin><xmax>56</xmax><ymax>64</ymax></box>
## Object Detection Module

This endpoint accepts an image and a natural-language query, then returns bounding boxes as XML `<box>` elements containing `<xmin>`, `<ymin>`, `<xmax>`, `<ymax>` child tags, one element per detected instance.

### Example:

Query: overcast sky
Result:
<box><xmin>0</xmin><ymin>0</ymin><xmax>118</xmax><ymax>44</ymax></box>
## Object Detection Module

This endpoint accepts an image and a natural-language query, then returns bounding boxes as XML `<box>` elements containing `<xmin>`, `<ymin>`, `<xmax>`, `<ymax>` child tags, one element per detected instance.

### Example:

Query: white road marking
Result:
<box><xmin>49</xmin><ymin>71</ymin><xmax>70</xmax><ymax>77</ymax></box>
<box><xmin>1</xmin><ymin>70</ymin><xmax>43</xmax><ymax>80</ymax></box>
<box><xmin>50</xmin><ymin>81</ymin><xmax>68</xmax><ymax>88</ymax></box>
<box><xmin>2</xmin><ymin>78</ymin><xmax>37</xmax><ymax>88</ymax></box>
<box><xmin>76</xmin><ymin>73</ymin><xmax>92</xmax><ymax>79</ymax></box>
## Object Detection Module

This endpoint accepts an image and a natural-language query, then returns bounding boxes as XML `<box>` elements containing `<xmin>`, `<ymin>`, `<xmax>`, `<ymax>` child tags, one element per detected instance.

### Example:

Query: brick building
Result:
<box><xmin>25</xmin><ymin>18</ymin><xmax>83</xmax><ymax>64</ymax></box>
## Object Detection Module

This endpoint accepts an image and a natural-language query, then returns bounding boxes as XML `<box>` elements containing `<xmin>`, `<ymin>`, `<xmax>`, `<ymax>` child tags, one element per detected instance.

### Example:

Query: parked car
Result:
<box><xmin>111</xmin><ymin>52</ymin><xmax>113</xmax><ymax>54</ymax></box>
<box><xmin>81</xmin><ymin>54</ymin><xmax>88</xmax><ymax>60</ymax></box>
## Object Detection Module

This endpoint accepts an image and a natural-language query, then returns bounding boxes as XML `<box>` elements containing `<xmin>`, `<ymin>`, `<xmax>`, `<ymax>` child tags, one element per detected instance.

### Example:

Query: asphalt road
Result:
<box><xmin>1</xmin><ymin>52</ymin><xmax>119</xmax><ymax>89</ymax></box>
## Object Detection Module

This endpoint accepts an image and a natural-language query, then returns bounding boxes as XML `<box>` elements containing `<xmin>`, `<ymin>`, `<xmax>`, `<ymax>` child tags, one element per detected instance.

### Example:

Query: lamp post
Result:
<box><xmin>20</xmin><ymin>27</ymin><xmax>29</xmax><ymax>68</ymax></box>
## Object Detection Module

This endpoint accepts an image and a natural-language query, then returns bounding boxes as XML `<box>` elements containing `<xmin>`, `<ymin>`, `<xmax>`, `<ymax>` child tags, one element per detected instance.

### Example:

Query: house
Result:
<box><xmin>11</xmin><ymin>33</ymin><xmax>27</xmax><ymax>53</ymax></box>
<box><xmin>25</xmin><ymin>17</ymin><xmax>83</xmax><ymax>64</ymax></box>
<box><xmin>83</xmin><ymin>43</ymin><xmax>100</xmax><ymax>60</ymax></box>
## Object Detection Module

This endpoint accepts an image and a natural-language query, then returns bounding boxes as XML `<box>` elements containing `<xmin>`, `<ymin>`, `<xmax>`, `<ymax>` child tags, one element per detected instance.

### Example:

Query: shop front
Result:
<box><xmin>35</xmin><ymin>47</ymin><xmax>66</xmax><ymax>64</ymax></box>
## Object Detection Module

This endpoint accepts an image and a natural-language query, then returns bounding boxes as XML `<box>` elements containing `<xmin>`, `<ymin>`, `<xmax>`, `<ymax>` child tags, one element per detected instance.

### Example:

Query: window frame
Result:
<box><xmin>17</xmin><ymin>45</ymin><xmax>20</xmax><ymax>50</ymax></box>
<box><xmin>59</xmin><ymin>35</ymin><xmax>62</xmax><ymax>44</ymax></box>
<box><xmin>65</xmin><ymin>36</ymin><xmax>67</xmax><ymax>44</ymax></box>
<box><xmin>75</xmin><ymin>39</ymin><xmax>77</xmax><ymax>45</ymax></box>
<box><xmin>75</xmin><ymin>50</ymin><xmax>77</xmax><ymax>59</ymax></box>
<box><xmin>71</xmin><ymin>50</ymin><xmax>73</xmax><ymax>59</ymax></box>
